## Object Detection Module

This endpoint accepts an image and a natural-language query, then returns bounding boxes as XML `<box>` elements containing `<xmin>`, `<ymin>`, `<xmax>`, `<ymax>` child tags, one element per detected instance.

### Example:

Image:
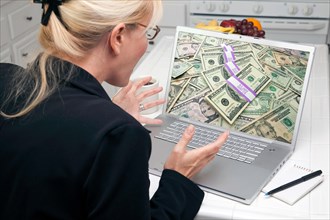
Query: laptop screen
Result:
<box><xmin>166</xmin><ymin>27</ymin><xmax>314</xmax><ymax>144</ymax></box>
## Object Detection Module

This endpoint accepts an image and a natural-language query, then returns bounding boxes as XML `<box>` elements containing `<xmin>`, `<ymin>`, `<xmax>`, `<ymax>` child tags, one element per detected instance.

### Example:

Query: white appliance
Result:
<box><xmin>188</xmin><ymin>0</ymin><xmax>330</xmax><ymax>45</ymax></box>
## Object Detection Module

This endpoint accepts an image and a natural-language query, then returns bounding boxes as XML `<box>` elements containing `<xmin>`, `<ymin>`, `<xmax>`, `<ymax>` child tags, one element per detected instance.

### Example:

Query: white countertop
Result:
<box><xmin>133</xmin><ymin>36</ymin><xmax>330</xmax><ymax>220</ymax></box>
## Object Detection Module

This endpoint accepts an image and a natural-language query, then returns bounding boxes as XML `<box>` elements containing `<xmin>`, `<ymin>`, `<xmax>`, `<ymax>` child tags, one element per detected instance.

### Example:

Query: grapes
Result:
<box><xmin>258</xmin><ymin>30</ymin><xmax>265</xmax><ymax>37</ymax></box>
<box><xmin>247</xmin><ymin>29</ymin><xmax>254</xmax><ymax>36</ymax></box>
<box><xmin>232</xmin><ymin>18</ymin><xmax>265</xmax><ymax>38</ymax></box>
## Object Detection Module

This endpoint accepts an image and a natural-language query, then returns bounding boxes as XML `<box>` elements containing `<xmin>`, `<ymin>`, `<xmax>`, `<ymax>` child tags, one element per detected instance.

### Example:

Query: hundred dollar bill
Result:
<box><xmin>241</xmin><ymin>82</ymin><xmax>286</xmax><ymax>117</ymax></box>
<box><xmin>205</xmin><ymin>64</ymin><xmax>271</xmax><ymax>124</ymax></box>
<box><xmin>241</xmin><ymin>92</ymin><xmax>277</xmax><ymax>117</ymax></box>
<box><xmin>170</xmin><ymin>90</ymin><xmax>219</xmax><ymax>123</ymax></box>
<box><xmin>234</xmin><ymin>54</ymin><xmax>265</xmax><ymax>73</ymax></box>
<box><xmin>201</xmin><ymin>65</ymin><xmax>230</xmax><ymax>91</ymax></box>
<box><xmin>201</xmin><ymin>52</ymin><xmax>224</xmax><ymax>70</ymax></box>
<box><xmin>166</xmin><ymin>78</ymin><xmax>190</xmax><ymax>112</ymax></box>
<box><xmin>261</xmin><ymin>81</ymin><xmax>286</xmax><ymax>98</ymax></box>
<box><xmin>172</xmin><ymin>59</ymin><xmax>193</xmax><ymax>78</ymax></box>
<box><xmin>240</xmin><ymin>101</ymin><xmax>299</xmax><ymax>143</ymax></box>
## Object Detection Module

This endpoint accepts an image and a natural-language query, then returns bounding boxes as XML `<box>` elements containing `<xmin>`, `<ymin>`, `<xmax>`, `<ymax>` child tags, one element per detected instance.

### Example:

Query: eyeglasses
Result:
<box><xmin>136</xmin><ymin>23</ymin><xmax>161</xmax><ymax>40</ymax></box>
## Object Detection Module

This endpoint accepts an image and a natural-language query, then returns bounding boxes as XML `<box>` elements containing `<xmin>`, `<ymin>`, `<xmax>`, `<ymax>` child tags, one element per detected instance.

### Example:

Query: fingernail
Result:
<box><xmin>187</xmin><ymin>125</ymin><xmax>194</xmax><ymax>134</ymax></box>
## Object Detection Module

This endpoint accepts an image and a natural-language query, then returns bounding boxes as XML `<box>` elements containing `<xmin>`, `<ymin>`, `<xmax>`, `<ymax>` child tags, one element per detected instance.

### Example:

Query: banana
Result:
<box><xmin>207</xmin><ymin>19</ymin><xmax>218</xmax><ymax>26</ymax></box>
<box><xmin>195</xmin><ymin>25</ymin><xmax>235</xmax><ymax>33</ymax></box>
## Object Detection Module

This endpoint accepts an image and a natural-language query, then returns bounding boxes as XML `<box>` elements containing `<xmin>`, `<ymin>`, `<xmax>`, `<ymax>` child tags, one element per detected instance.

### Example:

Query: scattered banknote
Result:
<box><xmin>172</xmin><ymin>59</ymin><xmax>193</xmax><ymax>78</ymax></box>
<box><xmin>176</xmin><ymin>83</ymin><xmax>202</xmax><ymax>103</ymax></box>
<box><xmin>166</xmin><ymin>78</ymin><xmax>190</xmax><ymax>112</ymax></box>
<box><xmin>176</xmin><ymin>42</ymin><xmax>200</xmax><ymax>58</ymax></box>
<box><xmin>263</xmin><ymin>64</ymin><xmax>293</xmax><ymax>91</ymax></box>
<box><xmin>202</xmin><ymin>65</ymin><xmax>230</xmax><ymax>91</ymax></box>
<box><xmin>240</xmin><ymin>101</ymin><xmax>299</xmax><ymax>143</ymax></box>
<box><xmin>170</xmin><ymin>90</ymin><xmax>219</xmax><ymax>123</ymax></box>
<box><xmin>201</xmin><ymin>52</ymin><xmax>225</xmax><ymax>70</ymax></box>
<box><xmin>205</xmin><ymin>64</ymin><xmax>271</xmax><ymax>124</ymax></box>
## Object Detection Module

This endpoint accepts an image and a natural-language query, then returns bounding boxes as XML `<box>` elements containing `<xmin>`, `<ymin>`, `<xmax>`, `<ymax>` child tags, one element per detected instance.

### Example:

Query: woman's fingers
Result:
<box><xmin>141</xmin><ymin>98</ymin><xmax>166</xmax><ymax>111</ymax></box>
<box><xmin>174</xmin><ymin>125</ymin><xmax>195</xmax><ymax>152</ymax></box>
<box><xmin>138</xmin><ymin>116</ymin><xmax>163</xmax><ymax>125</ymax></box>
<box><xmin>133</xmin><ymin>76</ymin><xmax>152</xmax><ymax>91</ymax></box>
<box><xmin>193</xmin><ymin>130</ymin><xmax>229</xmax><ymax>157</ymax></box>
<box><xmin>137</xmin><ymin>86</ymin><xmax>163</xmax><ymax>100</ymax></box>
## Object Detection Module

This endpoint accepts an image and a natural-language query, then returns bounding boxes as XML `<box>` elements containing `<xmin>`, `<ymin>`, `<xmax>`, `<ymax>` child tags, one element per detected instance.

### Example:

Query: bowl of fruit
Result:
<box><xmin>196</xmin><ymin>18</ymin><xmax>265</xmax><ymax>38</ymax></box>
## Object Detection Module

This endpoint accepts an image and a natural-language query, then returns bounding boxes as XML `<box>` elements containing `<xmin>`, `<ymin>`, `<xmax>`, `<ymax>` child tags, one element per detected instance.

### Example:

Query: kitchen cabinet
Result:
<box><xmin>146</xmin><ymin>0</ymin><xmax>189</xmax><ymax>53</ymax></box>
<box><xmin>0</xmin><ymin>1</ymin><xmax>42</xmax><ymax>67</ymax></box>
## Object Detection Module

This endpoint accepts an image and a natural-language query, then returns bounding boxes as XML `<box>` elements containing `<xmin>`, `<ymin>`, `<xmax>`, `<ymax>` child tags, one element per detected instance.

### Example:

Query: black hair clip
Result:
<box><xmin>33</xmin><ymin>0</ymin><xmax>64</xmax><ymax>26</ymax></box>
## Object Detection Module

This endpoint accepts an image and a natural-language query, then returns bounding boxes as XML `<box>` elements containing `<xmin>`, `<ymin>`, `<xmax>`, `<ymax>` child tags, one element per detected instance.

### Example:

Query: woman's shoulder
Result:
<box><xmin>0</xmin><ymin>63</ymin><xmax>24</xmax><ymax>80</ymax></box>
<box><xmin>0</xmin><ymin>62</ymin><xmax>23</xmax><ymax>69</ymax></box>
<box><xmin>45</xmin><ymin>91</ymin><xmax>146</xmax><ymax>137</ymax></box>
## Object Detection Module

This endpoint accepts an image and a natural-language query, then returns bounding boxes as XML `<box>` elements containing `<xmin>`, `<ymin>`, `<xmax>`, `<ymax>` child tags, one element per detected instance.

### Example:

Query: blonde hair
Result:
<box><xmin>1</xmin><ymin>0</ymin><xmax>163</xmax><ymax>118</ymax></box>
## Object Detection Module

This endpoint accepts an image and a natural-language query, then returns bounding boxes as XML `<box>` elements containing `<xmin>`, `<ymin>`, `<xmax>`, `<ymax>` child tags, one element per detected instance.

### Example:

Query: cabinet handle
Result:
<box><xmin>26</xmin><ymin>16</ymin><xmax>33</xmax><ymax>21</ymax></box>
<box><xmin>148</xmin><ymin>41</ymin><xmax>155</xmax><ymax>45</ymax></box>
<box><xmin>22</xmin><ymin>53</ymin><xmax>29</xmax><ymax>57</ymax></box>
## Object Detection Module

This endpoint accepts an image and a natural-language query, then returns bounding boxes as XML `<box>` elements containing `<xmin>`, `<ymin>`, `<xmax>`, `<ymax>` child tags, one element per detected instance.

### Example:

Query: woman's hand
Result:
<box><xmin>164</xmin><ymin>125</ymin><xmax>229</xmax><ymax>179</ymax></box>
<box><xmin>112</xmin><ymin>76</ymin><xmax>166</xmax><ymax>125</ymax></box>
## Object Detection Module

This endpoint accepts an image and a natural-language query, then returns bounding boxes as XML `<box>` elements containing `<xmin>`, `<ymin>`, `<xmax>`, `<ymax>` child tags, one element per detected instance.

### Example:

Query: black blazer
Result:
<box><xmin>0</xmin><ymin>61</ymin><xmax>204</xmax><ymax>220</ymax></box>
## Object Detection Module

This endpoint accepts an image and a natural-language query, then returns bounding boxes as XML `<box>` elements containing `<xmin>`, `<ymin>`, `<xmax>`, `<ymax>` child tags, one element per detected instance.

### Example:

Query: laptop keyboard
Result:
<box><xmin>155</xmin><ymin>121</ymin><xmax>268</xmax><ymax>164</ymax></box>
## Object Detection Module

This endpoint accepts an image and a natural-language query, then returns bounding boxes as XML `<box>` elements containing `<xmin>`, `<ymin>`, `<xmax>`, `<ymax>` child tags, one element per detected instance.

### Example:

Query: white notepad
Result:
<box><xmin>262</xmin><ymin>161</ymin><xmax>324</xmax><ymax>205</ymax></box>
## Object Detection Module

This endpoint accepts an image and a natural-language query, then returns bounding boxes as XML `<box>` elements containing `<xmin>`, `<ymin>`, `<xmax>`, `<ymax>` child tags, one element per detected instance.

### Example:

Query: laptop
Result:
<box><xmin>145</xmin><ymin>26</ymin><xmax>315</xmax><ymax>204</ymax></box>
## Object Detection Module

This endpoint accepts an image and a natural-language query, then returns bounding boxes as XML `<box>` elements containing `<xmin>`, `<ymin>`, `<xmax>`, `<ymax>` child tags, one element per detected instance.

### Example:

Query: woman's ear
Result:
<box><xmin>108</xmin><ymin>23</ymin><xmax>126</xmax><ymax>56</ymax></box>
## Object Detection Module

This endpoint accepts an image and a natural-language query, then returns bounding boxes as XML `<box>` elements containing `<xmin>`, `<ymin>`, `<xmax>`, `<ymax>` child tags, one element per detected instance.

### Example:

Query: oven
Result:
<box><xmin>188</xmin><ymin>0</ymin><xmax>330</xmax><ymax>45</ymax></box>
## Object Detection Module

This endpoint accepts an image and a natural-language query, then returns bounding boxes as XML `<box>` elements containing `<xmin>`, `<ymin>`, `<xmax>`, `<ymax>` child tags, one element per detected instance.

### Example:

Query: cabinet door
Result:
<box><xmin>0</xmin><ymin>48</ymin><xmax>12</xmax><ymax>63</ymax></box>
<box><xmin>8</xmin><ymin>3</ymin><xmax>41</xmax><ymax>39</ymax></box>
<box><xmin>0</xmin><ymin>16</ymin><xmax>10</xmax><ymax>46</ymax></box>
<box><xmin>13</xmin><ymin>31</ymin><xmax>41</xmax><ymax>67</ymax></box>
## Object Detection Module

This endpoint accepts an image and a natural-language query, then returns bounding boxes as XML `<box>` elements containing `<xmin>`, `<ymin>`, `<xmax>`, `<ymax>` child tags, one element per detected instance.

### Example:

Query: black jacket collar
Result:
<box><xmin>62</xmin><ymin>59</ymin><xmax>111</xmax><ymax>101</ymax></box>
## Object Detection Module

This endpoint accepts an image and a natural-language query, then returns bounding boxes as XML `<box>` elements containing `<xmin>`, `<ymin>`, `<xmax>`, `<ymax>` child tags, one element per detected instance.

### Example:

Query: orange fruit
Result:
<box><xmin>246</xmin><ymin>18</ymin><xmax>262</xmax><ymax>30</ymax></box>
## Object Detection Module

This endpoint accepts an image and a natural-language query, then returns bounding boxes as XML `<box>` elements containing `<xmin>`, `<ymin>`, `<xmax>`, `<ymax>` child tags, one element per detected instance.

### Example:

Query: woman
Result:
<box><xmin>0</xmin><ymin>0</ymin><xmax>229</xmax><ymax>219</ymax></box>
